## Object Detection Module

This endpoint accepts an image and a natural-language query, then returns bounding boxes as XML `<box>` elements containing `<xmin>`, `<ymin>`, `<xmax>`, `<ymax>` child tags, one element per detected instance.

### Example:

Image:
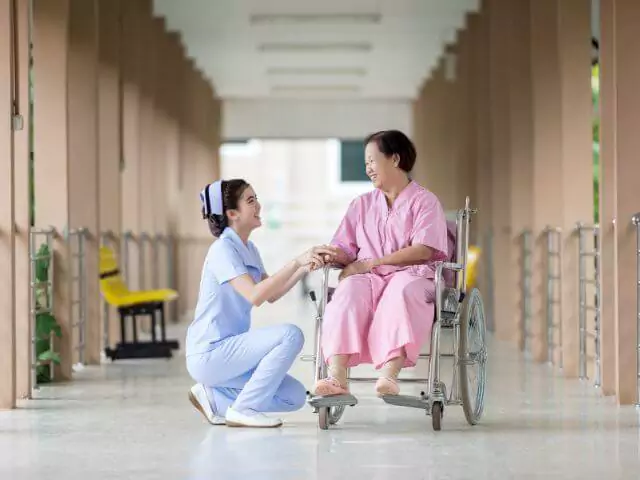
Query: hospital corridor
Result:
<box><xmin>2</xmin><ymin>0</ymin><xmax>640</xmax><ymax>478</ymax></box>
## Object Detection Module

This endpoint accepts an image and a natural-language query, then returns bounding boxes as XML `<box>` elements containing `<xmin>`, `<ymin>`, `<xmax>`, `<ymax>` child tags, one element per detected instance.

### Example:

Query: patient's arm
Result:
<box><xmin>371</xmin><ymin>244</ymin><xmax>434</xmax><ymax>268</ymax></box>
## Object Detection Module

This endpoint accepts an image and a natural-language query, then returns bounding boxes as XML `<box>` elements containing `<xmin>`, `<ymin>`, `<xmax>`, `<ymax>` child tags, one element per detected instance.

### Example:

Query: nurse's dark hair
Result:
<box><xmin>203</xmin><ymin>179</ymin><xmax>250</xmax><ymax>237</ymax></box>
<box><xmin>364</xmin><ymin>129</ymin><xmax>417</xmax><ymax>173</ymax></box>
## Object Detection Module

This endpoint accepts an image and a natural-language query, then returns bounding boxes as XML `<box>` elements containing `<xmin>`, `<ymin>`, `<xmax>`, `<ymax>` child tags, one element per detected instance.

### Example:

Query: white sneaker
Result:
<box><xmin>225</xmin><ymin>406</ymin><xmax>283</xmax><ymax>428</ymax></box>
<box><xmin>189</xmin><ymin>384</ymin><xmax>225</xmax><ymax>425</ymax></box>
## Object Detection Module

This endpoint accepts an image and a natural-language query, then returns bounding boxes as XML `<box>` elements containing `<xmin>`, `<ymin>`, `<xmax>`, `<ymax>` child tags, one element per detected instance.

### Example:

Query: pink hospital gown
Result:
<box><xmin>322</xmin><ymin>180</ymin><xmax>449</xmax><ymax>370</ymax></box>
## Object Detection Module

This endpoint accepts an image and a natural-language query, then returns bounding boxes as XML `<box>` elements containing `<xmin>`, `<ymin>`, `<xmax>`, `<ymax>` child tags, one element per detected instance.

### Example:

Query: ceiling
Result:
<box><xmin>153</xmin><ymin>0</ymin><xmax>479</xmax><ymax>100</ymax></box>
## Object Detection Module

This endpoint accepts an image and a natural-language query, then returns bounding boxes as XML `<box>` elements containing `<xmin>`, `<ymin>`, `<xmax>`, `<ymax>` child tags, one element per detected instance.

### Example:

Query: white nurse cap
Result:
<box><xmin>200</xmin><ymin>180</ymin><xmax>223</xmax><ymax>217</ymax></box>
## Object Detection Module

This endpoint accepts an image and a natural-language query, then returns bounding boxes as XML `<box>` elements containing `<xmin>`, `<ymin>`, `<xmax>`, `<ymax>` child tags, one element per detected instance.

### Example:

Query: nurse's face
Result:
<box><xmin>364</xmin><ymin>141</ymin><xmax>400</xmax><ymax>190</ymax></box>
<box><xmin>228</xmin><ymin>185</ymin><xmax>262</xmax><ymax>231</ymax></box>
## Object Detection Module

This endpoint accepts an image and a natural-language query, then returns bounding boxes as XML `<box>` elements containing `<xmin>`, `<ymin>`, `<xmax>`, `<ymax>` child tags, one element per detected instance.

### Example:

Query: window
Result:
<box><xmin>339</xmin><ymin>140</ymin><xmax>369</xmax><ymax>182</ymax></box>
<box><xmin>327</xmin><ymin>139</ymin><xmax>372</xmax><ymax>196</ymax></box>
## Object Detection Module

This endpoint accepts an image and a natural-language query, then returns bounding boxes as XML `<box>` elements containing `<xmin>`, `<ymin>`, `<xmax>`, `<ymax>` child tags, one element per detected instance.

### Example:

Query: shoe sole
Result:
<box><xmin>188</xmin><ymin>391</ymin><xmax>224</xmax><ymax>426</ymax></box>
<box><xmin>225</xmin><ymin>419</ymin><xmax>283</xmax><ymax>428</ymax></box>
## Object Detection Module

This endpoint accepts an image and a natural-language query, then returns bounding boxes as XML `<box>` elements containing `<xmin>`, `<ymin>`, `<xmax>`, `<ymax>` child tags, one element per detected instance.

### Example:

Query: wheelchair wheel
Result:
<box><xmin>459</xmin><ymin>288</ymin><xmax>487</xmax><ymax>425</ymax></box>
<box><xmin>318</xmin><ymin>405</ymin><xmax>346</xmax><ymax>430</ymax></box>
<box><xmin>431</xmin><ymin>402</ymin><xmax>443</xmax><ymax>431</ymax></box>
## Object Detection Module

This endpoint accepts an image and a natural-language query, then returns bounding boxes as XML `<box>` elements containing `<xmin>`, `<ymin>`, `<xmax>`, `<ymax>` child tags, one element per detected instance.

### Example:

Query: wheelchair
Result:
<box><xmin>302</xmin><ymin>197</ymin><xmax>488</xmax><ymax>431</ymax></box>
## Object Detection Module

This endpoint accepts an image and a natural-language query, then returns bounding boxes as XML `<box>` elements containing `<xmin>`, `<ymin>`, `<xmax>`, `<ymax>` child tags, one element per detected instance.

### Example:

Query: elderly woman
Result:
<box><xmin>314</xmin><ymin>130</ymin><xmax>449</xmax><ymax>398</ymax></box>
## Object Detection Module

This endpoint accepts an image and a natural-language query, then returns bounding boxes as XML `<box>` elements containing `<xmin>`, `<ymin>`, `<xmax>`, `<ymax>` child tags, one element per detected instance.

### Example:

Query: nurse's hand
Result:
<box><xmin>295</xmin><ymin>247</ymin><xmax>329</xmax><ymax>270</ymax></box>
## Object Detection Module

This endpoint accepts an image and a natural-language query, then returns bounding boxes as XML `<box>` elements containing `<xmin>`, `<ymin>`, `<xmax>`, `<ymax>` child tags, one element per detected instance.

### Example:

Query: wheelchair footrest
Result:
<box><xmin>307</xmin><ymin>393</ymin><xmax>358</xmax><ymax>409</ymax></box>
<box><xmin>381</xmin><ymin>394</ymin><xmax>428</xmax><ymax>410</ymax></box>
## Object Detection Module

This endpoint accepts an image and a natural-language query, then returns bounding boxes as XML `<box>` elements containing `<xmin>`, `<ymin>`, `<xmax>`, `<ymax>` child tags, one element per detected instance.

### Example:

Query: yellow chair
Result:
<box><xmin>466</xmin><ymin>245</ymin><xmax>480</xmax><ymax>290</ymax></box>
<box><xmin>100</xmin><ymin>246</ymin><xmax>180</xmax><ymax>360</ymax></box>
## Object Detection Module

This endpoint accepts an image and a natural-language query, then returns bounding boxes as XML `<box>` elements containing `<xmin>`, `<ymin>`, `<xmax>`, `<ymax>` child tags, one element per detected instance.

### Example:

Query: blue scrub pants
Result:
<box><xmin>186</xmin><ymin>324</ymin><xmax>307</xmax><ymax>416</ymax></box>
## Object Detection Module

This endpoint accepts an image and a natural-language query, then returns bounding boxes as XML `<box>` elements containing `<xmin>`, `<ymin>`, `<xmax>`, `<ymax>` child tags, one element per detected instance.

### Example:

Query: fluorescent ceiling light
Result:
<box><xmin>266</xmin><ymin>67</ymin><xmax>367</xmax><ymax>76</ymax></box>
<box><xmin>258</xmin><ymin>42</ymin><xmax>372</xmax><ymax>53</ymax></box>
<box><xmin>250</xmin><ymin>13</ymin><xmax>381</xmax><ymax>25</ymax></box>
<box><xmin>270</xmin><ymin>85</ymin><xmax>361</xmax><ymax>94</ymax></box>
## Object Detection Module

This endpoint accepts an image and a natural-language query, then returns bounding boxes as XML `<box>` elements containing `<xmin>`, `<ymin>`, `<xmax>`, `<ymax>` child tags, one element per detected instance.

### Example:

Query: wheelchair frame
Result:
<box><xmin>303</xmin><ymin>197</ymin><xmax>488</xmax><ymax>431</ymax></box>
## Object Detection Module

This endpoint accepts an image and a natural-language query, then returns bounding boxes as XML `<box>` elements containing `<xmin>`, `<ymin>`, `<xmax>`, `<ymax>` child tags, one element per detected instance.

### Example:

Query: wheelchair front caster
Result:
<box><xmin>431</xmin><ymin>402</ymin><xmax>443</xmax><ymax>431</ymax></box>
<box><xmin>318</xmin><ymin>407</ymin><xmax>330</xmax><ymax>430</ymax></box>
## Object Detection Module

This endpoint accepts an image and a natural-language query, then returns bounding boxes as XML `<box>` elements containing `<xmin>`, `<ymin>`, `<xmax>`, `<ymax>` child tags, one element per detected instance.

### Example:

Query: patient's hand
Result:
<box><xmin>320</xmin><ymin>245</ymin><xmax>351</xmax><ymax>266</ymax></box>
<box><xmin>338</xmin><ymin>260</ymin><xmax>374</xmax><ymax>281</ymax></box>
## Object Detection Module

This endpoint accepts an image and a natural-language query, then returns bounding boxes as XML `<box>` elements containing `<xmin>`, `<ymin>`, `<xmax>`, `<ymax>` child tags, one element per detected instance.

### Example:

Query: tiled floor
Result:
<box><xmin>1</xmin><ymin>293</ymin><xmax>639</xmax><ymax>479</ymax></box>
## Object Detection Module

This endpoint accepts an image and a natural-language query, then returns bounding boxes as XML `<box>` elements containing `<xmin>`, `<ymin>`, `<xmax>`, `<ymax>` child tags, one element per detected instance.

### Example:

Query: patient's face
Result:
<box><xmin>364</xmin><ymin>141</ymin><xmax>397</xmax><ymax>189</ymax></box>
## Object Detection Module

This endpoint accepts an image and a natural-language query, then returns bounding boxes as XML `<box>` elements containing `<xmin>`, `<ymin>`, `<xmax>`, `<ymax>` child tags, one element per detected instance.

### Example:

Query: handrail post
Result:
<box><xmin>544</xmin><ymin>227</ymin><xmax>562</xmax><ymax>368</ymax></box>
<box><xmin>521</xmin><ymin>230</ymin><xmax>532</xmax><ymax>355</ymax></box>
<box><xmin>632</xmin><ymin>213</ymin><xmax>640</xmax><ymax>407</ymax></box>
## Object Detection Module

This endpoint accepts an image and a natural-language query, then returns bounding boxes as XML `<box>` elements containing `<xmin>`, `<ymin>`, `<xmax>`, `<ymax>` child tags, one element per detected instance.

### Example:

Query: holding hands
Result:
<box><xmin>295</xmin><ymin>245</ymin><xmax>344</xmax><ymax>272</ymax></box>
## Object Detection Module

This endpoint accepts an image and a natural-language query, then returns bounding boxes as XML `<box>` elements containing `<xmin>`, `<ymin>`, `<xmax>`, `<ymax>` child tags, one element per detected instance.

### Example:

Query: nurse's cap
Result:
<box><xmin>200</xmin><ymin>180</ymin><xmax>224</xmax><ymax>218</ymax></box>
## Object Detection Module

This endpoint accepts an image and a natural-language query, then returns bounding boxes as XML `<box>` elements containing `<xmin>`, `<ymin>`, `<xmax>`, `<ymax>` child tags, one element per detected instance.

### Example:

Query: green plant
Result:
<box><xmin>34</xmin><ymin>243</ymin><xmax>62</xmax><ymax>384</ymax></box>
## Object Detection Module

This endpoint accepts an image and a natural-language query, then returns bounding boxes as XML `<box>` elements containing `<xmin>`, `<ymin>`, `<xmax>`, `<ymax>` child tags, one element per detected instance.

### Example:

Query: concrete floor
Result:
<box><xmin>1</xmin><ymin>292</ymin><xmax>639</xmax><ymax>480</ymax></box>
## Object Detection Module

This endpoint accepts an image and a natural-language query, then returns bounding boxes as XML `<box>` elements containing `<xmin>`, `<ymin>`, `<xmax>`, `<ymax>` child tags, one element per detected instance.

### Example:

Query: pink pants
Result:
<box><xmin>321</xmin><ymin>270</ymin><xmax>436</xmax><ymax>370</ymax></box>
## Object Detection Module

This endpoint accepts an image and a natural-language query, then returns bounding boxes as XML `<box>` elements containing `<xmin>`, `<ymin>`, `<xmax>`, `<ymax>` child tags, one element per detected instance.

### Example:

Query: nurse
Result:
<box><xmin>314</xmin><ymin>130</ymin><xmax>450</xmax><ymax>398</ymax></box>
<box><xmin>186</xmin><ymin>178</ymin><xmax>339</xmax><ymax>428</ymax></box>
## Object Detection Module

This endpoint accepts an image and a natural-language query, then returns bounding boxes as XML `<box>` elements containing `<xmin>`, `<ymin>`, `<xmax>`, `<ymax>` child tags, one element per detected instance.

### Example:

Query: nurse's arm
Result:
<box><xmin>261</xmin><ymin>267</ymin><xmax>308</xmax><ymax>303</ymax></box>
<box><xmin>371</xmin><ymin>244</ymin><xmax>433</xmax><ymax>268</ymax></box>
<box><xmin>229</xmin><ymin>259</ymin><xmax>301</xmax><ymax>307</ymax></box>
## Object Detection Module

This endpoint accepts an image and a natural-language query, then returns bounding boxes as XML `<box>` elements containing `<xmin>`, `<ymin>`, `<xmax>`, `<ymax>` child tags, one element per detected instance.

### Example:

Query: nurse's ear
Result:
<box><xmin>226</xmin><ymin>208</ymin><xmax>240</xmax><ymax>223</ymax></box>
<box><xmin>391</xmin><ymin>153</ymin><xmax>401</xmax><ymax>168</ymax></box>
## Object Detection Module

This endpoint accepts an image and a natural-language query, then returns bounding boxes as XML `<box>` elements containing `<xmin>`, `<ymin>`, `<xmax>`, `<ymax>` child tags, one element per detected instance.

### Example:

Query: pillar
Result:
<box><xmin>507</xmin><ymin>0</ymin><xmax>534</xmax><ymax>350</ymax></box>
<box><xmin>68</xmin><ymin>0</ymin><xmax>101</xmax><ymax>365</ymax></box>
<box><xmin>603</xmin><ymin>0</ymin><xmax>640</xmax><ymax>405</ymax></box>
<box><xmin>120</xmin><ymin>0</ymin><xmax>145</xmax><ymax>292</ymax></box>
<box><xmin>137</xmin><ymin>8</ymin><xmax>157</xmax><ymax>295</ymax></box>
<box><xmin>97</xmin><ymin>0</ymin><xmax>122</xmax><ymax>351</ymax></box>
<box><xmin>529</xmin><ymin>0</ymin><xmax>563</xmax><ymax>362</ymax></box>
<box><xmin>557</xmin><ymin>0</ymin><xmax>594</xmax><ymax>377</ymax></box>
<box><xmin>32</xmin><ymin>0</ymin><xmax>73</xmax><ymax>380</ymax></box>
<box><xmin>599</xmin><ymin>0</ymin><xmax>618</xmax><ymax>397</ymax></box>
<box><xmin>473</xmin><ymin>3</ymin><xmax>493</xmax><ymax>327</ymax></box>
<box><xmin>13</xmin><ymin>0</ymin><xmax>32</xmax><ymax>399</ymax></box>
<box><xmin>0</xmin><ymin>0</ymin><xmax>17</xmax><ymax>409</ymax></box>
<box><xmin>488</xmin><ymin>0</ymin><xmax>515</xmax><ymax>342</ymax></box>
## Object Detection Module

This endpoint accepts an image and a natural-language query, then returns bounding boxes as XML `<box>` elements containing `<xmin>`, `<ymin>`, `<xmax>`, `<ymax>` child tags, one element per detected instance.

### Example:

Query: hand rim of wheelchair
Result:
<box><xmin>305</xmin><ymin>197</ymin><xmax>487</xmax><ymax>431</ymax></box>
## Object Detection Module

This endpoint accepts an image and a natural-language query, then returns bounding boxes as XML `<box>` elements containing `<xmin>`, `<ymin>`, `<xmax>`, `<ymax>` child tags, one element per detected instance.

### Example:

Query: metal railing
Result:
<box><xmin>632</xmin><ymin>213</ymin><xmax>640</xmax><ymax>406</ymax></box>
<box><xmin>68</xmin><ymin>228</ymin><xmax>88</xmax><ymax>367</ymax></box>
<box><xmin>521</xmin><ymin>229</ymin><xmax>533</xmax><ymax>354</ymax></box>
<box><xmin>29</xmin><ymin>227</ymin><xmax>56</xmax><ymax>391</ymax></box>
<box><xmin>545</xmin><ymin>227</ymin><xmax>563</xmax><ymax>367</ymax></box>
<box><xmin>577</xmin><ymin>223</ymin><xmax>601</xmax><ymax>387</ymax></box>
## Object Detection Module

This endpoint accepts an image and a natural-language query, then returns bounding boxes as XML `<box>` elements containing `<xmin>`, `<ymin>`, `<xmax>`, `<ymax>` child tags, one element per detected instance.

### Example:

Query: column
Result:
<box><xmin>557</xmin><ymin>0</ymin><xmax>594</xmax><ymax>377</ymax></box>
<box><xmin>473</xmin><ymin>4</ymin><xmax>493</xmax><ymax>318</ymax></box>
<box><xmin>32</xmin><ymin>0</ymin><xmax>73</xmax><ymax>380</ymax></box>
<box><xmin>488</xmin><ymin>0</ymin><xmax>515</xmax><ymax>342</ymax></box>
<box><xmin>599</xmin><ymin>0</ymin><xmax>618</xmax><ymax>397</ymax></box>
<box><xmin>507</xmin><ymin>0</ymin><xmax>534</xmax><ymax>350</ymax></box>
<box><xmin>120</xmin><ymin>0</ymin><xmax>144</xmax><ymax>292</ymax></box>
<box><xmin>137</xmin><ymin>8</ymin><xmax>157</xmax><ymax>297</ymax></box>
<box><xmin>610</xmin><ymin>0</ymin><xmax>640</xmax><ymax>405</ymax></box>
<box><xmin>67</xmin><ymin>0</ymin><xmax>101</xmax><ymax>365</ymax></box>
<box><xmin>529</xmin><ymin>0</ymin><xmax>564</xmax><ymax>362</ymax></box>
<box><xmin>0</xmin><ymin>0</ymin><xmax>17</xmax><ymax>409</ymax></box>
<box><xmin>97</xmin><ymin>0</ymin><xmax>122</xmax><ymax>351</ymax></box>
<box><xmin>13</xmin><ymin>0</ymin><xmax>32</xmax><ymax>399</ymax></box>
